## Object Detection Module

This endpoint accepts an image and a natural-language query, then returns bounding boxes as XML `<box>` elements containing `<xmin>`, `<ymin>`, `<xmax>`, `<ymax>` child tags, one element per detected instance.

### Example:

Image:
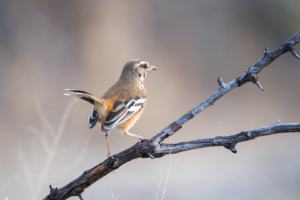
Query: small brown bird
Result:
<box><xmin>65</xmin><ymin>59</ymin><xmax>157</xmax><ymax>157</ymax></box>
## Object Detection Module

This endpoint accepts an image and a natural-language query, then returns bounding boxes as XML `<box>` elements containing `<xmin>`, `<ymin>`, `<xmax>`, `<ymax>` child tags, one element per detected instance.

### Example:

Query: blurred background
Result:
<box><xmin>1</xmin><ymin>1</ymin><xmax>300</xmax><ymax>199</ymax></box>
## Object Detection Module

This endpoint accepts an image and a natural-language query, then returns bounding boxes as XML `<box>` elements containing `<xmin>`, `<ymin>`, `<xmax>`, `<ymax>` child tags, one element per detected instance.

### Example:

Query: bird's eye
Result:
<box><xmin>142</xmin><ymin>64</ymin><xmax>147</xmax><ymax>68</ymax></box>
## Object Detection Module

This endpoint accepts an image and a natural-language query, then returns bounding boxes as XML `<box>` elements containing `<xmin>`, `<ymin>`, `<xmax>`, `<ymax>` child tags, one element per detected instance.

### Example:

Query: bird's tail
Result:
<box><xmin>65</xmin><ymin>89</ymin><xmax>111</xmax><ymax>115</ymax></box>
<box><xmin>64</xmin><ymin>89</ymin><xmax>98</xmax><ymax>105</ymax></box>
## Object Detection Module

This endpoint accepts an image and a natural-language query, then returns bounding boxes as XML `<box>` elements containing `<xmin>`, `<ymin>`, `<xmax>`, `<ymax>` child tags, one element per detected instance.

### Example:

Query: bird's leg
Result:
<box><xmin>124</xmin><ymin>131</ymin><xmax>143</xmax><ymax>142</ymax></box>
<box><xmin>105</xmin><ymin>132</ymin><xmax>111</xmax><ymax>158</ymax></box>
<box><xmin>105</xmin><ymin>132</ymin><xmax>116</xmax><ymax>174</ymax></box>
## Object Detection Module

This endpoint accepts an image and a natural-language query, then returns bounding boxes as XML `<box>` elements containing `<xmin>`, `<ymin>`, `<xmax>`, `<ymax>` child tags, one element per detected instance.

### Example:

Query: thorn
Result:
<box><xmin>246</xmin><ymin>131</ymin><xmax>252</xmax><ymax>138</ymax></box>
<box><xmin>71</xmin><ymin>190</ymin><xmax>84</xmax><ymax>199</ymax></box>
<box><xmin>290</xmin><ymin>46</ymin><xmax>300</xmax><ymax>60</ymax></box>
<box><xmin>250</xmin><ymin>74</ymin><xmax>264</xmax><ymax>91</ymax></box>
<box><xmin>49</xmin><ymin>185</ymin><xmax>53</xmax><ymax>191</ymax></box>
<box><xmin>78</xmin><ymin>194</ymin><xmax>84</xmax><ymax>200</ymax></box>
<box><xmin>230</xmin><ymin>147</ymin><xmax>237</xmax><ymax>153</ymax></box>
<box><xmin>217</xmin><ymin>77</ymin><xmax>226</xmax><ymax>88</ymax></box>
<box><xmin>255</xmin><ymin>80</ymin><xmax>264</xmax><ymax>91</ymax></box>
<box><xmin>285</xmin><ymin>42</ymin><xmax>300</xmax><ymax>60</ymax></box>
<box><xmin>224</xmin><ymin>143</ymin><xmax>237</xmax><ymax>153</ymax></box>
<box><xmin>274</xmin><ymin>119</ymin><xmax>281</xmax><ymax>125</ymax></box>
<box><xmin>147</xmin><ymin>152</ymin><xmax>155</xmax><ymax>159</ymax></box>
<box><xmin>263</xmin><ymin>47</ymin><xmax>270</xmax><ymax>55</ymax></box>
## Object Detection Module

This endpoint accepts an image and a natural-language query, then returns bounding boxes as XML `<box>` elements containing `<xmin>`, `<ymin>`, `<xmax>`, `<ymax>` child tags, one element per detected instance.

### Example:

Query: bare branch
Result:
<box><xmin>154</xmin><ymin>123</ymin><xmax>300</xmax><ymax>155</ymax></box>
<box><xmin>150</xmin><ymin>30</ymin><xmax>300</xmax><ymax>145</ymax></box>
<box><xmin>43</xmin><ymin>31</ymin><xmax>300</xmax><ymax>200</ymax></box>
<box><xmin>43</xmin><ymin>123</ymin><xmax>300</xmax><ymax>200</ymax></box>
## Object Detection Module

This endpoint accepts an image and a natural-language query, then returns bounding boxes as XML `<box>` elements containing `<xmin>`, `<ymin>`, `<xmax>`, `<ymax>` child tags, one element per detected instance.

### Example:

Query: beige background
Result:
<box><xmin>1</xmin><ymin>1</ymin><xmax>300</xmax><ymax>200</ymax></box>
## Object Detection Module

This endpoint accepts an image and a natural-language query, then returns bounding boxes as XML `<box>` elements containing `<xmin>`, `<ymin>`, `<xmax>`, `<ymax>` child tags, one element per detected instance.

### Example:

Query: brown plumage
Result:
<box><xmin>65</xmin><ymin>59</ymin><xmax>157</xmax><ymax>157</ymax></box>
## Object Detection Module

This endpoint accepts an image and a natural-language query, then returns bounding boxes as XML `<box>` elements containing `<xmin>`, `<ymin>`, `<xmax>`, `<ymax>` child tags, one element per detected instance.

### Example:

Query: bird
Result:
<box><xmin>64</xmin><ymin>59</ymin><xmax>157</xmax><ymax>157</ymax></box>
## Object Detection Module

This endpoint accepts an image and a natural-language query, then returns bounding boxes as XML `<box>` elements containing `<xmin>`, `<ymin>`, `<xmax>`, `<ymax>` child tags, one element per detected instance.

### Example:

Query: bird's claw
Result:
<box><xmin>138</xmin><ymin>136</ymin><xmax>144</xmax><ymax>143</ymax></box>
<box><xmin>107</xmin><ymin>153</ymin><xmax>111</xmax><ymax>159</ymax></box>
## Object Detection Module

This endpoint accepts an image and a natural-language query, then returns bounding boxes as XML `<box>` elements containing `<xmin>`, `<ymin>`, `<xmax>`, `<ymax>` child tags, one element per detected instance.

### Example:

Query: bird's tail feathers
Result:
<box><xmin>64</xmin><ymin>89</ymin><xmax>97</xmax><ymax>105</ymax></box>
<box><xmin>65</xmin><ymin>89</ymin><xmax>110</xmax><ymax>121</ymax></box>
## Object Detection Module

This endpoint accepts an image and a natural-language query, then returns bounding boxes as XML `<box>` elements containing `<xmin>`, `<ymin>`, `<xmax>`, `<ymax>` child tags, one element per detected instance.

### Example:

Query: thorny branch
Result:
<box><xmin>43</xmin><ymin>31</ymin><xmax>300</xmax><ymax>200</ymax></box>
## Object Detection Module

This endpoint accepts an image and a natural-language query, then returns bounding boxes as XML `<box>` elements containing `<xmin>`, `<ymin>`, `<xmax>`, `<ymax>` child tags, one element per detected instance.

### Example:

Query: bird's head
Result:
<box><xmin>120</xmin><ymin>59</ymin><xmax>157</xmax><ymax>83</ymax></box>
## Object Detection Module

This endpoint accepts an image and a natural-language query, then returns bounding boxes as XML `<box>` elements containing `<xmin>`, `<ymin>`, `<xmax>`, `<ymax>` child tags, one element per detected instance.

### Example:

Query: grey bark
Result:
<box><xmin>43</xmin><ymin>31</ymin><xmax>300</xmax><ymax>200</ymax></box>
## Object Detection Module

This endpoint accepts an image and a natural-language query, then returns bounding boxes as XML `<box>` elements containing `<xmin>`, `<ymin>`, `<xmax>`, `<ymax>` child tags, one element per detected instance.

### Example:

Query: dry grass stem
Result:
<box><xmin>151</xmin><ymin>154</ymin><xmax>179</xmax><ymax>200</ymax></box>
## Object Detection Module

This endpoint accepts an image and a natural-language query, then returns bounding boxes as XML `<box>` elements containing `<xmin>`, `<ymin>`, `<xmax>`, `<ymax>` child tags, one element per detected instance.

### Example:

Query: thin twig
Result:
<box><xmin>17</xmin><ymin>142</ymin><xmax>34</xmax><ymax>196</ymax></box>
<box><xmin>36</xmin><ymin>103</ymin><xmax>57</xmax><ymax>140</ymax></box>
<box><xmin>33</xmin><ymin>99</ymin><xmax>77</xmax><ymax>200</ymax></box>
<box><xmin>160</xmin><ymin>154</ymin><xmax>172</xmax><ymax>200</ymax></box>
<box><xmin>111</xmin><ymin>188</ymin><xmax>115</xmax><ymax>200</ymax></box>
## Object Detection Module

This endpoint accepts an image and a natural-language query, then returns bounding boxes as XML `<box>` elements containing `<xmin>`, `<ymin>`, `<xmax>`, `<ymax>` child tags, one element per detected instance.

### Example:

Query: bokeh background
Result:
<box><xmin>1</xmin><ymin>1</ymin><xmax>300</xmax><ymax>200</ymax></box>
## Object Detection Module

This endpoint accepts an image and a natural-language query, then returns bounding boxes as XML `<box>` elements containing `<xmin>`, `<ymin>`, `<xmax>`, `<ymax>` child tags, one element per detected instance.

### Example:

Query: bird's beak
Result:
<box><xmin>148</xmin><ymin>65</ymin><xmax>157</xmax><ymax>71</ymax></box>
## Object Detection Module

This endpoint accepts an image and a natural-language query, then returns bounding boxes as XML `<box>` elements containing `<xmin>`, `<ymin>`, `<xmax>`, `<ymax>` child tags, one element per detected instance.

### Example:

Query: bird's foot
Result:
<box><xmin>107</xmin><ymin>153</ymin><xmax>111</xmax><ymax>159</ymax></box>
<box><xmin>138</xmin><ymin>136</ymin><xmax>144</xmax><ymax>143</ymax></box>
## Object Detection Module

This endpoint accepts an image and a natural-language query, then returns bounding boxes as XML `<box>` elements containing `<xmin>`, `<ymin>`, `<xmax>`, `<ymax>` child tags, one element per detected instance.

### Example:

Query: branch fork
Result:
<box><xmin>217</xmin><ymin>77</ymin><xmax>226</xmax><ymax>88</ymax></box>
<box><xmin>263</xmin><ymin>47</ymin><xmax>270</xmax><ymax>55</ymax></box>
<box><xmin>43</xmin><ymin>30</ymin><xmax>300</xmax><ymax>200</ymax></box>
<box><xmin>285</xmin><ymin>42</ymin><xmax>300</xmax><ymax>60</ymax></box>
<box><xmin>48</xmin><ymin>185</ymin><xmax>60</xmax><ymax>200</ymax></box>
<box><xmin>238</xmin><ymin>68</ymin><xmax>264</xmax><ymax>91</ymax></box>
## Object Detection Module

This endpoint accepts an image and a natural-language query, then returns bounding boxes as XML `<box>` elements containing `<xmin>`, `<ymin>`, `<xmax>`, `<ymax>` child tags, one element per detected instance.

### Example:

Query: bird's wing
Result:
<box><xmin>88</xmin><ymin>107</ymin><xmax>99</xmax><ymax>129</ymax></box>
<box><xmin>101</xmin><ymin>96</ymin><xmax>146</xmax><ymax>132</ymax></box>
